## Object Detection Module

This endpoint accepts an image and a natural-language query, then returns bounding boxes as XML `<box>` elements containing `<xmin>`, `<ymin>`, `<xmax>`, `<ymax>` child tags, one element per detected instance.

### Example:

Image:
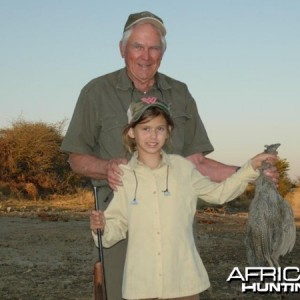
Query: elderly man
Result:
<box><xmin>61</xmin><ymin>11</ymin><xmax>277</xmax><ymax>299</ymax></box>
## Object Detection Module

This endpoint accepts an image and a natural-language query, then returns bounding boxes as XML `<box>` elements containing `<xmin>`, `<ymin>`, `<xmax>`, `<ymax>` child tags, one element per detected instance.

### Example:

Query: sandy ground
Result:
<box><xmin>0</xmin><ymin>210</ymin><xmax>299</xmax><ymax>300</ymax></box>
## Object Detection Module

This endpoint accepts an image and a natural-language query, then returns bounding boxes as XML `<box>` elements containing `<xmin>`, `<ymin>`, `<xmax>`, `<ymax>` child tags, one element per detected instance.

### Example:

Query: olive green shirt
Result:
<box><xmin>61</xmin><ymin>68</ymin><xmax>213</xmax><ymax>160</ymax></box>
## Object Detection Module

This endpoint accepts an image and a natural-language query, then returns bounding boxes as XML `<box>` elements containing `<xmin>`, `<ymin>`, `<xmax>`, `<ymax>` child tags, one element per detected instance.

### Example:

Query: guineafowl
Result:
<box><xmin>244</xmin><ymin>143</ymin><xmax>296</xmax><ymax>267</ymax></box>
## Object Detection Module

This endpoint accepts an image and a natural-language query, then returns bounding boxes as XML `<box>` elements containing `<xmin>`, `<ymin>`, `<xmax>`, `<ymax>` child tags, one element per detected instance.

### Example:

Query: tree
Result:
<box><xmin>0</xmin><ymin>120</ymin><xmax>86</xmax><ymax>199</ymax></box>
<box><xmin>276</xmin><ymin>158</ymin><xmax>293</xmax><ymax>196</ymax></box>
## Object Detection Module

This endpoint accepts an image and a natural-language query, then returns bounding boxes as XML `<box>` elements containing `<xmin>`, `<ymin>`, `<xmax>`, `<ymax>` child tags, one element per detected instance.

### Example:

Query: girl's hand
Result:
<box><xmin>251</xmin><ymin>152</ymin><xmax>278</xmax><ymax>171</ymax></box>
<box><xmin>90</xmin><ymin>210</ymin><xmax>106</xmax><ymax>233</ymax></box>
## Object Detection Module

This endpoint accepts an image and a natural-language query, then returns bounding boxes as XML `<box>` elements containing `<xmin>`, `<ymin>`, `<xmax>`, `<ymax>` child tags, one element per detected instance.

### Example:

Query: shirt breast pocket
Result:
<box><xmin>171</xmin><ymin>112</ymin><xmax>192</xmax><ymax>154</ymax></box>
<box><xmin>100</xmin><ymin>114</ymin><xmax>128</xmax><ymax>156</ymax></box>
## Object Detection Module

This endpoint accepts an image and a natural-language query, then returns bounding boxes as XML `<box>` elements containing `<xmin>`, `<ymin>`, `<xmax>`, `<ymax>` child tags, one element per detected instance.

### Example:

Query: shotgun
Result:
<box><xmin>93</xmin><ymin>186</ymin><xmax>107</xmax><ymax>300</ymax></box>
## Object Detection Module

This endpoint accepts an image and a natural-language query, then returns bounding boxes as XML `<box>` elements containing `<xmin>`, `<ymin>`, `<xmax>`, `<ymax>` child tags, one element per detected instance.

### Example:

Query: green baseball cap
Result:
<box><xmin>127</xmin><ymin>96</ymin><xmax>171</xmax><ymax>123</ymax></box>
<box><xmin>124</xmin><ymin>11</ymin><xmax>166</xmax><ymax>36</ymax></box>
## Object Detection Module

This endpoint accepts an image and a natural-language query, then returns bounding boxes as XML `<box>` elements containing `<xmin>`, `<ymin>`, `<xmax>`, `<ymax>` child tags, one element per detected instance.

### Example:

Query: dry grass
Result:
<box><xmin>286</xmin><ymin>187</ymin><xmax>300</xmax><ymax>213</ymax></box>
<box><xmin>0</xmin><ymin>189</ymin><xmax>94</xmax><ymax>214</ymax></box>
<box><xmin>1</xmin><ymin>187</ymin><xmax>299</xmax><ymax>223</ymax></box>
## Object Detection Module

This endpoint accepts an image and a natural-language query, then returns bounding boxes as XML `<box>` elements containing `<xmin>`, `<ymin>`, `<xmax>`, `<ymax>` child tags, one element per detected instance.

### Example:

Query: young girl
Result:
<box><xmin>90</xmin><ymin>97</ymin><xmax>277</xmax><ymax>300</ymax></box>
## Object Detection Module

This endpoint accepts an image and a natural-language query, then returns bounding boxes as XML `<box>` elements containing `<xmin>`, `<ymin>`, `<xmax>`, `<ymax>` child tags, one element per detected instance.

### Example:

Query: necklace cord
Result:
<box><xmin>133</xmin><ymin>170</ymin><xmax>138</xmax><ymax>201</ymax></box>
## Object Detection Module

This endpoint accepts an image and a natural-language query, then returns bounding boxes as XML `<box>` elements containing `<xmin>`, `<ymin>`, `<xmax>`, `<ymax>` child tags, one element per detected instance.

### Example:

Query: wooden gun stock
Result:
<box><xmin>93</xmin><ymin>186</ymin><xmax>107</xmax><ymax>300</ymax></box>
<box><xmin>94</xmin><ymin>260</ymin><xmax>107</xmax><ymax>300</ymax></box>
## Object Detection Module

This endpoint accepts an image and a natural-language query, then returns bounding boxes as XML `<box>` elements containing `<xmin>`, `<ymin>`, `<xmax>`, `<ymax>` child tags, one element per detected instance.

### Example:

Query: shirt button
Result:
<box><xmin>153</xmin><ymin>191</ymin><xmax>157</xmax><ymax>194</ymax></box>
<box><xmin>157</xmin><ymin>252</ymin><xmax>161</xmax><ymax>255</ymax></box>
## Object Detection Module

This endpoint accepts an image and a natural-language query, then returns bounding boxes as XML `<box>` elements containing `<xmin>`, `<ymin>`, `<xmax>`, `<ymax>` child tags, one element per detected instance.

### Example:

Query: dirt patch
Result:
<box><xmin>0</xmin><ymin>208</ymin><xmax>299</xmax><ymax>300</ymax></box>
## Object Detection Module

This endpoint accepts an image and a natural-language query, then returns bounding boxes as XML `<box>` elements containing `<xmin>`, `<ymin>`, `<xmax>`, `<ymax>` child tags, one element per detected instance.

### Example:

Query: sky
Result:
<box><xmin>1</xmin><ymin>0</ymin><xmax>299</xmax><ymax>180</ymax></box>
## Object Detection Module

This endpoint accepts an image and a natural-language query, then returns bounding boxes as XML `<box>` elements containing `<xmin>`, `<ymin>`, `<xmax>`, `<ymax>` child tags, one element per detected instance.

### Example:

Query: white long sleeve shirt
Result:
<box><xmin>93</xmin><ymin>152</ymin><xmax>259</xmax><ymax>299</ymax></box>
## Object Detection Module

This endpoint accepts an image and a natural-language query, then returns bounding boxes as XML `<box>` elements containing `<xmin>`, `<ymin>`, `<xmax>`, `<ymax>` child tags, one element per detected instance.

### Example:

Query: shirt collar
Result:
<box><xmin>128</xmin><ymin>150</ymin><xmax>171</xmax><ymax>169</ymax></box>
<box><xmin>116</xmin><ymin>68</ymin><xmax>133</xmax><ymax>91</ymax></box>
<box><xmin>116</xmin><ymin>68</ymin><xmax>171</xmax><ymax>92</ymax></box>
